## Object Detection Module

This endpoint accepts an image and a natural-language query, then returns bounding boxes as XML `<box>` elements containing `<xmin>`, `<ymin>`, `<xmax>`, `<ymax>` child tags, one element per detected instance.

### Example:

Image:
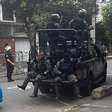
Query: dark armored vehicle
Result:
<box><xmin>31</xmin><ymin>28</ymin><xmax>107</xmax><ymax>98</ymax></box>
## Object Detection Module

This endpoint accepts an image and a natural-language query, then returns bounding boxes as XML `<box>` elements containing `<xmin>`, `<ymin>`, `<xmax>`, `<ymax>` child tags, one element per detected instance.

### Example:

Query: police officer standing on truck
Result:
<box><xmin>47</xmin><ymin>13</ymin><xmax>62</xmax><ymax>67</ymax></box>
<box><xmin>4</xmin><ymin>44</ymin><xmax>15</xmax><ymax>82</ymax></box>
<box><xmin>69</xmin><ymin>9</ymin><xmax>89</xmax><ymax>41</ymax></box>
<box><xmin>47</xmin><ymin>13</ymin><xmax>61</xmax><ymax>31</ymax></box>
<box><xmin>47</xmin><ymin>13</ymin><xmax>61</xmax><ymax>47</ymax></box>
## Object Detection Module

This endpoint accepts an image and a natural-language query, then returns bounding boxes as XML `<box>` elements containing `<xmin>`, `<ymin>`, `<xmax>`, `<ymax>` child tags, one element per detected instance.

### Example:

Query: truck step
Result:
<box><xmin>92</xmin><ymin>85</ymin><xmax>112</xmax><ymax>99</ymax></box>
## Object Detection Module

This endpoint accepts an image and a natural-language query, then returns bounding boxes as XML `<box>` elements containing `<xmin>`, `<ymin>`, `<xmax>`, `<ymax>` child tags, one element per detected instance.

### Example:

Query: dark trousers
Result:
<box><xmin>32</xmin><ymin>74</ymin><xmax>46</xmax><ymax>96</ymax></box>
<box><xmin>21</xmin><ymin>72</ymin><xmax>37</xmax><ymax>89</ymax></box>
<box><xmin>6</xmin><ymin>64</ymin><xmax>14</xmax><ymax>81</ymax></box>
<box><xmin>33</xmin><ymin>81</ymin><xmax>39</xmax><ymax>96</ymax></box>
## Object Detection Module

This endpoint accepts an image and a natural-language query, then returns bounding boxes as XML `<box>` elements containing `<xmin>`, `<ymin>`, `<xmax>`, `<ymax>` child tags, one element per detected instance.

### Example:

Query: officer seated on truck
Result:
<box><xmin>53</xmin><ymin>51</ymin><xmax>81</xmax><ymax>98</ymax></box>
<box><xmin>17</xmin><ymin>52</ymin><xmax>38</xmax><ymax>90</ymax></box>
<box><xmin>29</xmin><ymin>52</ymin><xmax>51</xmax><ymax>97</ymax></box>
<box><xmin>17</xmin><ymin>51</ymin><xmax>51</xmax><ymax>93</ymax></box>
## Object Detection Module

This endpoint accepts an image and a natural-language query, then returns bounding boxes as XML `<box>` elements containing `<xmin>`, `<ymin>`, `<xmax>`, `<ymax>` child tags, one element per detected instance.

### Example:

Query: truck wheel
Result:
<box><xmin>100</xmin><ymin>63</ymin><xmax>107</xmax><ymax>83</ymax></box>
<box><xmin>81</xmin><ymin>77</ymin><xmax>93</xmax><ymax>97</ymax></box>
<box><xmin>102</xmin><ymin>70</ymin><xmax>107</xmax><ymax>82</ymax></box>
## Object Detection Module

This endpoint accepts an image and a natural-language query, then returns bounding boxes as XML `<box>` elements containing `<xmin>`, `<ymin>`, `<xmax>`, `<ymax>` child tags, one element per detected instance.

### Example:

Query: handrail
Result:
<box><xmin>36</xmin><ymin>28</ymin><xmax>77</xmax><ymax>32</ymax></box>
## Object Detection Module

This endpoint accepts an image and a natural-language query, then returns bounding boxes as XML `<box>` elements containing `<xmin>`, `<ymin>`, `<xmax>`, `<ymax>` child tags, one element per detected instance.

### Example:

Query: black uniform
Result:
<box><xmin>53</xmin><ymin>53</ymin><xmax>81</xmax><ymax>98</ymax></box>
<box><xmin>53</xmin><ymin>58</ymin><xmax>73</xmax><ymax>80</ymax></box>
<box><xmin>17</xmin><ymin>58</ymin><xmax>39</xmax><ymax>90</ymax></box>
<box><xmin>69</xmin><ymin>16</ymin><xmax>89</xmax><ymax>41</ymax></box>
<box><xmin>31</xmin><ymin>57</ymin><xmax>51</xmax><ymax>97</ymax></box>
<box><xmin>47</xmin><ymin>21</ymin><xmax>61</xmax><ymax>48</ymax></box>
<box><xmin>5</xmin><ymin>50</ymin><xmax>14</xmax><ymax>82</ymax></box>
<box><xmin>46</xmin><ymin>14</ymin><xmax>62</xmax><ymax>67</ymax></box>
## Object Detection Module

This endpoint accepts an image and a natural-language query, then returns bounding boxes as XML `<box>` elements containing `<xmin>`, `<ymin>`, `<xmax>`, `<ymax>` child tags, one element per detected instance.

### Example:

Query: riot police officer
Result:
<box><xmin>53</xmin><ymin>52</ymin><xmax>73</xmax><ymax>80</ymax></box>
<box><xmin>47</xmin><ymin>13</ymin><xmax>61</xmax><ymax>29</ymax></box>
<box><xmin>47</xmin><ymin>13</ymin><xmax>62</xmax><ymax>67</ymax></box>
<box><xmin>53</xmin><ymin>52</ymin><xmax>81</xmax><ymax>98</ymax></box>
<box><xmin>4</xmin><ymin>44</ymin><xmax>15</xmax><ymax>82</ymax></box>
<box><xmin>18</xmin><ymin>51</ymin><xmax>51</xmax><ymax>97</ymax></box>
<box><xmin>30</xmin><ymin>52</ymin><xmax>51</xmax><ymax>97</ymax></box>
<box><xmin>47</xmin><ymin>13</ymin><xmax>61</xmax><ymax>44</ymax></box>
<box><xmin>69</xmin><ymin>9</ymin><xmax>89</xmax><ymax>41</ymax></box>
<box><xmin>47</xmin><ymin>13</ymin><xmax>61</xmax><ymax>42</ymax></box>
<box><xmin>17</xmin><ymin>52</ymin><xmax>39</xmax><ymax>90</ymax></box>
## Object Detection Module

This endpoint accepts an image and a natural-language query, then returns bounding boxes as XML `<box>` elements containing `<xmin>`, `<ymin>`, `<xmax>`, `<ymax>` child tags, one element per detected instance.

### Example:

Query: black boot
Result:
<box><xmin>8</xmin><ymin>79</ymin><xmax>14</xmax><ymax>82</ymax></box>
<box><xmin>30</xmin><ymin>94</ymin><xmax>38</xmax><ymax>98</ymax></box>
<box><xmin>17</xmin><ymin>78</ymin><xmax>29</xmax><ymax>90</ymax></box>
<box><xmin>17</xmin><ymin>85</ymin><xmax>26</xmax><ymax>90</ymax></box>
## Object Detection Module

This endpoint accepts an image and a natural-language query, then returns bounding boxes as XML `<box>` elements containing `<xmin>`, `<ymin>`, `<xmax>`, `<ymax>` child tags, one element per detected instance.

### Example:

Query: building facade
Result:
<box><xmin>0</xmin><ymin>2</ymin><xmax>30</xmax><ymax>63</ymax></box>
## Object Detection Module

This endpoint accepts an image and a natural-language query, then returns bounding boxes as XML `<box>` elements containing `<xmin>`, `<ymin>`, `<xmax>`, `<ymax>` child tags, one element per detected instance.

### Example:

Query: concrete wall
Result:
<box><xmin>15</xmin><ymin>38</ymin><xmax>30</xmax><ymax>62</ymax></box>
<box><xmin>15</xmin><ymin>38</ymin><xmax>30</xmax><ymax>52</ymax></box>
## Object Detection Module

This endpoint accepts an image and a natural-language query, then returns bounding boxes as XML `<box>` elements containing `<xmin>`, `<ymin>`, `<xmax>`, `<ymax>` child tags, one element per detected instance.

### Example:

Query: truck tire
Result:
<box><xmin>102</xmin><ymin>65</ymin><xmax>107</xmax><ymax>83</ymax></box>
<box><xmin>81</xmin><ymin>76</ymin><xmax>93</xmax><ymax>97</ymax></box>
<box><xmin>98</xmin><ymin>63</ymin><xmax>107</xmax><ymax>84</ymax></box>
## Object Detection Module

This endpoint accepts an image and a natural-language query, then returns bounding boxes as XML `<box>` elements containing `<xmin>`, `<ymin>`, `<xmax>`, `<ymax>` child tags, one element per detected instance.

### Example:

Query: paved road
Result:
<box><xmin>0</xmin><ymin>59</ymin><xmax>112</xmax><ymax>112</ymax></box>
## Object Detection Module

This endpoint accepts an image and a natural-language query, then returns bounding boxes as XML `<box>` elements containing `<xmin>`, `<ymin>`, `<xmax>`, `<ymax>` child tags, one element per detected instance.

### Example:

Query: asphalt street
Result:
<box><xmin>0</xmin><ymin>59</ymin><xmax>112</xmax><ymax>112</ymax></box>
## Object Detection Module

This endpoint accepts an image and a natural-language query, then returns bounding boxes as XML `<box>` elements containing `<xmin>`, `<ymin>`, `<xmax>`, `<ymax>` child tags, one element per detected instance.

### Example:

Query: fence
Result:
<box><xmin>0</xmin><ymin>51</ymin><xmax>29</xmax><ymax>76</ymax></box>
<box><xmin>15</xmin><ymin>51</ymin><xmax>29</xmax><ymax>62</ymax></box>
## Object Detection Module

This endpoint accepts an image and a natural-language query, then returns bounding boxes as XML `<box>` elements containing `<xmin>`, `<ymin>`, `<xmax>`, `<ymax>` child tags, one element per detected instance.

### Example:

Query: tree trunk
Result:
<box><xmin>24</xmin><ymin>17</ymin><xmax>37</xmax><ymax>60</ymax></box>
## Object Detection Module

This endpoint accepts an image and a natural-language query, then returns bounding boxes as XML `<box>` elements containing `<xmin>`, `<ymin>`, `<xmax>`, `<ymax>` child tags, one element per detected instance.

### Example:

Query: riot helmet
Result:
<box><xmin>78</xmin><ymin>9</ymin><xmax>87</xmax><ymax>19</ymax></box>
<box><xmin>5</xmin><ymin>45</ymin><xmax>12</xmax><ymax>51</ymax></box>
<box><xmin>50</xmin><ymin>13</ymin><xmax>61</xmax><ymax>22</ymax></box>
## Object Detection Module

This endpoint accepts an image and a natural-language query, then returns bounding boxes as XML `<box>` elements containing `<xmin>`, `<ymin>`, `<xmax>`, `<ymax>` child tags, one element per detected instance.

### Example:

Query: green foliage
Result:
<box><xmin>96</xmin><ymin>22</ymin><xmax>108</xmax><ymax>45</ymax></box>
<box><xmin>102</xmin><ymin>1</ymin><xmax>112</xmax><ymax>43</ymax></box>
<box><xmin>32</xmin><ymin>13</ymin><xmax>49</xmax><ymax>28</ymax></box>
<box><xmin>2</xmin><ymin>0</ymin><xmax>96</xmax><ymax>28</ymax></box>
<box><xmin>2</xmin><ymin>0</ymin><xmax>96</xmax><ymax>55</ymax></box>
<box><xmin>79</xmin><ymin>0</ymin><xmax>96</xmax><ymax>14</ymax></box>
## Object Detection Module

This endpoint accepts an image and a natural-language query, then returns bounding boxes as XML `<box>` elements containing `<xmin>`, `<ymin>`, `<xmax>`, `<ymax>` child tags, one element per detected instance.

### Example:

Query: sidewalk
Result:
<box><xmin>0</xmin><ymin>72</ymin><xmax>26</xmax><ymax>82</ymax></box>
<box><xmin>63</xmin><ymin>96</ymin><xmax>112</xmax><ymax>112</ymax></box>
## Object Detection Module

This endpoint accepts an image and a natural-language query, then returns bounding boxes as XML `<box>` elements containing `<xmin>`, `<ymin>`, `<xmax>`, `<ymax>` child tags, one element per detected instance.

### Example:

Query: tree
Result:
<box><xmin>2</xmin><ymin>0</ymin><xmax>96</xmax><ymax>55</ymax></box>
<box><xmin>3</xmin><ymin>0</ymin><xmax>96</xmax><ymax>28</ymax></box>
<box><xmin>96</xmin><ymin>21</ymin><xmax>108</xmax><ymax>45</ymax></box>
<box><xmin>102</xmin><ymin>0</ymin><xmax>112</xmax><ymax>44</ymax></box>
